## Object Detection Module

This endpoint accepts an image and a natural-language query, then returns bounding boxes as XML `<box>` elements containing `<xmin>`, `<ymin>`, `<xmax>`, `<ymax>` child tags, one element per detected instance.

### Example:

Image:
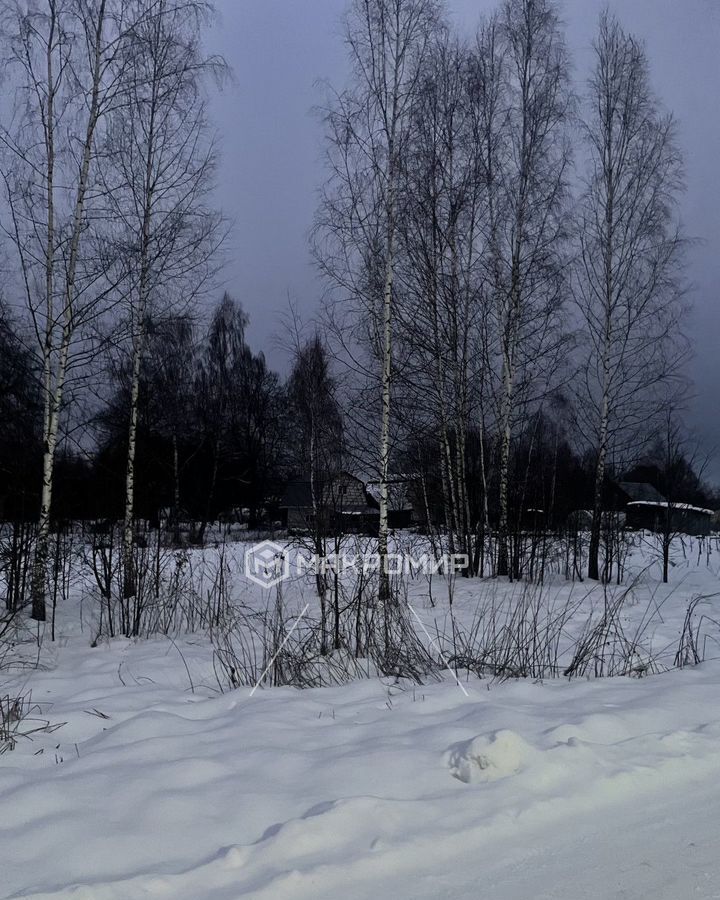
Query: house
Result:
<box><xmin>611</xmin><ymin>481</ymin><xmax>713</xmax><ymax>535</ymax></box>
<box><xmin>280</xmin><ymin>472</ymin><xmax>379</xmax><ymax>535</ymax></box>
<box><xmin>625</xmin><ymin>501</ymin><xmax>714</xmax><ymax>536</ymax></box>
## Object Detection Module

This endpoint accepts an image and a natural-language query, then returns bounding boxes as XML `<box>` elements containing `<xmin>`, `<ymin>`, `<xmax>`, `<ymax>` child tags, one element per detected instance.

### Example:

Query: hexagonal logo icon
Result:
<box><xmin>244</xmin><ymin>540</ymin><xmax>290</xmax><ymax>589</ymax></box>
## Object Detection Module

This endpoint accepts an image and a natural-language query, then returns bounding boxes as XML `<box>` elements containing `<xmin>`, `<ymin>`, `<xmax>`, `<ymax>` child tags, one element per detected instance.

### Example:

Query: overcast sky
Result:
<box><xmin>207</xmin><ymin>0</ymin><xmax>720</xmax><ymax>478</ymax></box>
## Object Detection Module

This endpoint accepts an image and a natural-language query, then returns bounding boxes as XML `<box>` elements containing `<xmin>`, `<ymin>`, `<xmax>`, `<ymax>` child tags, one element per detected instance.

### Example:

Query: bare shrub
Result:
<box><xmin>432</xmin><ymin>580</ymin><xmax>587</xmax><ymax>681</ymax></box>
<box><xmin>85</xmin><ymin>529</ymin><xmax>236</xmax><ymax>640</ymax></box>
<box><xmin>564</xmin><ymin>579</ymin><xmax>669</xmax><ymax>678</ymax></box>
<box><xmin>674</xmin><ymin>592</ymin><xmax>720</xmax><ymax>669</ymax></box>
<box><xmin>0</xmin><ymin>691</ymin><xmax>62</xmax><ymax>754</ymax></box>
<box><xmin>1</xmin><ymin>521</ymin><xmax>36</xmax><ymax>614</ymax></box>
<box><xmin>212</xmin><ymin>565</ymin><xmax>436</xmax><ymax>692</ymax></box>
<box><xmin>423</xmin><ymin>573</ymin><xmax>691</xmax><ymax>683</ymax></box>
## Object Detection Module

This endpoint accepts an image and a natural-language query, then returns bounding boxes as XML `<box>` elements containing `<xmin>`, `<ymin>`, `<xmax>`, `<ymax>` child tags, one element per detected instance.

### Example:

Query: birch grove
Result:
<box><xmin>389</xmin><ymin>0</ymin><xmax>572</xmax><ymax>579</ymax></box>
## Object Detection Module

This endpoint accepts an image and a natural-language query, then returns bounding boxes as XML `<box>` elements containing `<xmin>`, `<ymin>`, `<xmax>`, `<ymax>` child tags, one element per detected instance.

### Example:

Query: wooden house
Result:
<box><xmin>280</xmin><ymin>472</ymin><xmax>379</xmax><ymax>535</ymax></box>
<box><xmin>625</xmin><ymin>501</ymin><xmax>714</xmax><ymax>536</ymax></box>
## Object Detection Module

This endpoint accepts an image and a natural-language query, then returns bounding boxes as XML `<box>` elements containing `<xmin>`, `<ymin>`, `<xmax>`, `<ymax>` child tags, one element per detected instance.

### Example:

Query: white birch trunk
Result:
<box><xmin>122</xmin><ymin>309</ymin><xmax>146</xmax><ymax>607</ymax></box>
<box><xmin>496</xmin><ymin>340</ymin><xmax>514</xmax><ymax>577</ymax></box>
<box><xmin>378</xmin><ymin>222</ymin><xmax>394</xmax><ymax>604</ymax></box>
<box><xmin>31</xmin><ymin>1</ymin><xmax>107</xmax><ymax>620</ymax></box>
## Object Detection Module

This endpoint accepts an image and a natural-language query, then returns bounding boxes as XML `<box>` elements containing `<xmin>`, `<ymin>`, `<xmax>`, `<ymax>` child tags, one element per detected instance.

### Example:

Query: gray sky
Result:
<box><xmin>207</xmin><ymin>0</ymin><xmax>720</xmax><ymax>478</ymax></box>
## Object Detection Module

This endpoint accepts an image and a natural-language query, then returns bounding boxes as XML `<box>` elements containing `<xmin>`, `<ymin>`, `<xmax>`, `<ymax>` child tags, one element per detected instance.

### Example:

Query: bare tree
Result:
<box><xmin>288</xmin><ymin>334</ymin><xmax>343</xmax><ymax>651</ymax></box>
<box><xmin>196</xmin><ymin>294</ymin><xmax>248</xmax><ymax>542</ymax></box>
<box><xmin>396</xmin><ymin>32</ymin><xmax>485</xmax><ymax>573</ymax></box>
<box><xmin>103</xmin><ymin>0</ymin><xmax>223</xmax><ymax>599</ymax></box>
<box><xmin>0</xmin><ymin>0</ymin><xmax>137</xmax><ymax>620</ymax></box>
<box><xmin>576</xmin><ymin>10</ymin><xmax>686</xmax><ymax>581</ymax></box>
<box><xmin>655</xmin><ymin>409</ymin><xmax>708</xmax><ymax>584</ymax></box>
<box><xmin>315</xmin><ymin>0</ymin><xmax>442</xmax><ymax>602</ymax></box>
<box><xmin>490</xmin><ymin>0</ymin><xmax>573</xmax><ymax>577</ymax></box>
<box><xmin>465</xmin><ymin>15</ymin><xmax>509</xmax><ymax>572</ymax></box>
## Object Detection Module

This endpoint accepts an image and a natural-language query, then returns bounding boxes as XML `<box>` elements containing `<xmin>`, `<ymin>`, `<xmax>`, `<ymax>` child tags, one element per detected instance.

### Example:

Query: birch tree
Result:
<box><xmin>315</xmin><ymin>0</ymin><xmax>441</xmax><ymax>601</ymax></box>
<box><xmin>0</xmin><ymin>0</ymin><xmax>137</xmax><ymax>620</ymax></box>
<box><xmin>576</xmin><ymin>11</ymin><xmax>685</xmax><ymax>581</ymax></box>
<box><xmin>104</xmin><ymin>0</ymin><xmax>223</xmax><ymax>599</ymax></box>
<box><xmin>465</xmin><ymin>15</ymin><xmax>508</xmax><ymax>572</ymax></box>
<box><xmin>489</xmin><ymin>0</ymin><xmax>572</xmax><ymax>577</ymax></box>
<box><xmin>397</xmin><ymin>33</ymin><xmax>485</xmax><ymax>572</ymax></box>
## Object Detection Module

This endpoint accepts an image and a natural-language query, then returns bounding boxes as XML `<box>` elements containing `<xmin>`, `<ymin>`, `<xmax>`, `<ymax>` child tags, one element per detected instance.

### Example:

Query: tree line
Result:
<box><xmin>0</xmin><ymin>0</ymin><xmax>711</xmax><ymax>624</ymax></box>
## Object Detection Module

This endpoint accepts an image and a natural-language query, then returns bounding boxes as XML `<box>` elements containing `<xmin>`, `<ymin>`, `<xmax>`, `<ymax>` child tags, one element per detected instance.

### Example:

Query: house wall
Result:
<box><xmin>626</xmin><ymin>507</ymin><xmax>712</xmax><ymax>536</ymax></box>
<box><xmin>683</xmin><ymin>512</ymin><xmax>712</xmax><ymax>536</ymax></box>
<box><xmin>625</xmin><ymin>508</ymin><xmax>660</xmax><ymax>531</ymax></box>
<box><xmin>283</xmin><ymin>473</ymin><xmax>381</xmax><ymax>535</ymax></box>
<box><xmin>328</xmin><ymin>474</ymin><xmax>369</xmax><ymax>510</ymax></box>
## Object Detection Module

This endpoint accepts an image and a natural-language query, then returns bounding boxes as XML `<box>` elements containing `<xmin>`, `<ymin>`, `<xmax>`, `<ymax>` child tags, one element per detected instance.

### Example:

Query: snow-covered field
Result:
<box><xmin>3</xmin><ymin>534</ymin><xmax>720</xmax><ymax>899</ymax></box>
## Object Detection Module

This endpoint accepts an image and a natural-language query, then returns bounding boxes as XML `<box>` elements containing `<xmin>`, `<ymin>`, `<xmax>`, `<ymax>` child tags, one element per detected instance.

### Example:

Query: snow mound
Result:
<box><xmin>446</xmin><ymin>730</ymin><xmax>536</xmax><ymax>784</ymax></box>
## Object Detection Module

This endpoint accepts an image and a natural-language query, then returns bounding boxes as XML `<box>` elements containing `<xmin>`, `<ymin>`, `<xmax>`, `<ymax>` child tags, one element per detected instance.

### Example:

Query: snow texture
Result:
<box><xmin>3</xmin><ymin>536</ymin><xmax>720</xmax><ymax>899</ymax></box>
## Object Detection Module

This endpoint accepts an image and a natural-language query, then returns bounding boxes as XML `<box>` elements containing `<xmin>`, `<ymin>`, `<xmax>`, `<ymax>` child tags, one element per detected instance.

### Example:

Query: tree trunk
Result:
<box><xmin>30</xmin><ymin>1</ymin><xmax>107</xmax><ymax>621</ymax></box>
<box><xmin>122</xmin><ymin>26</ymin><xmax>158</xmax><ymax>599</ymax></box>
<box><xmin>378</xmin><ymin>202</ymin><xmax>395</xmax><ymax>605</ymax></box>
<box><xmin>588</xmin><ymin>398</ymin><xmax>609</xmax><ymax>582</ymax></box>
<box><xmin>496</xmin><ymin>341</ymin><xmax>514</xmax><ymax>577</ymax></box>
<box><xmin>123</xmin><ymin>314</ymin><xmax>145</xmax><ymax>601</ymax></box>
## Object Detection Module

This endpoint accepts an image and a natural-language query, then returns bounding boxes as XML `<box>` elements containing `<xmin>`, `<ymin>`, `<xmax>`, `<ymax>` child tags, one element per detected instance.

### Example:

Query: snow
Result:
<box><xmin>627</xmin><ymin>500</ymin><xmax>715</xmax><ymax>515</ymax></box>
<box><xmin>3</xmin><ymin>535</ymin><xmax>720</xmax><ymax>898</ymax></box>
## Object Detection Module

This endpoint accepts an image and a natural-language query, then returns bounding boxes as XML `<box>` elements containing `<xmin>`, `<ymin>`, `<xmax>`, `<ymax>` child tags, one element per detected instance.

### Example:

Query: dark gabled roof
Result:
<box><xmin>617</xmin><ymin>482</ymin><xmax>666</xmax><ymax>504</ymax></box>
<box><xmin>280</xmin><ymin>472</ymin><xmax>374</xmax><ymax>511</ymax></box>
